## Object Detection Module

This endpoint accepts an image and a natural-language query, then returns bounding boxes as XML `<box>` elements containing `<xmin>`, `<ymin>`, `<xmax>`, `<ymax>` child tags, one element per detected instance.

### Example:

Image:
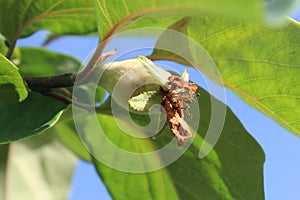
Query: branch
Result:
<box><xmin>25</xmin><ymin>73</ymin><xmax>76</xmax><ymax>91</ymax></box>
<box><xmin>25</xmin><ymin>73</ymin><xmax>95</xmax><ymax>112</ymax></box>
<box><xmin>40</xmin><ymin>90</ymin><xmax>72</xmax><ymax>105</ymax></box>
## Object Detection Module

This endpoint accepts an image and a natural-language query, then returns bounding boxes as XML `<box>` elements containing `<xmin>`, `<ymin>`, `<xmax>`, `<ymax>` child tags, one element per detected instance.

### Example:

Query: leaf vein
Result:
<box><xmin>257</xmin><ymin>94</ymin><xmax>300</xmax><ymax>100</ymax></box>
<box><xmin>234</xmin><ymin>77</ymin><xmax>275</xmax><ymax>87</ymax></box>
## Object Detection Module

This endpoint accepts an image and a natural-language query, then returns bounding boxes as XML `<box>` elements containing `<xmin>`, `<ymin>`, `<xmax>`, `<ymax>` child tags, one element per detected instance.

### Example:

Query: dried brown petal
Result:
<box><xmin>169</xmin><ymin>112</ymin><xmax>194</xmax><ymax>146</ymax></box>
<box><xmin>168</xmin><ymin>76</ymin><xmax>198</xmax><ymax>96</ymax></box>
<box><xmin>160</xmin><ymin>73</ymin><xmax>199</xmax><ymax>145</ymax></box>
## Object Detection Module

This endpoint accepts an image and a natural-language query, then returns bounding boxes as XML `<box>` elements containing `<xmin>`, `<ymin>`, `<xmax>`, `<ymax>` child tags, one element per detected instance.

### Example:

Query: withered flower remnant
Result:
<box><xmin>161</xmin><ymin>74</ymin><xmax>198</xmax><ymax>146</ymax></box>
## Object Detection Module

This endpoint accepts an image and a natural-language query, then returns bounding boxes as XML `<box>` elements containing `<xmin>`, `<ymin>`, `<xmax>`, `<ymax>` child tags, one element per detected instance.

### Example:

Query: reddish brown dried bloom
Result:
<box><xmin>161</xmin><ymin>75</ymin><xmax>198</xmax><ymax>146</ymax></box>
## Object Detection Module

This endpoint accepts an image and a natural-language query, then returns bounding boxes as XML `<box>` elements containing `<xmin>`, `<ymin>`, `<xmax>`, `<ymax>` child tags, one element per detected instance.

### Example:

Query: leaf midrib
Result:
<box><xmin>99</xmin><ymin>5</ymin><xmax>210</xmax><ymax>40</ymax></box>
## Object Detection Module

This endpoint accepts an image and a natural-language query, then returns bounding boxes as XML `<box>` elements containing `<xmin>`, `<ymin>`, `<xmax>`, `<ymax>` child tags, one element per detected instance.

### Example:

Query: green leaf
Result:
<box><xmin>84</xmin><ymin>113</ymin><xmax>180</xmax><ymax>200</ymax></box>
<box><xmin>88</xmin><ymin>88</ymin><xmax>265</xmax><ymax>199</ymax></box>
<box><xmin>129</xmin><ymin>90</ymin><xmax>161</xmax><ymax>112</ymax></box>
<box><xmin>49</xmin><ymin>118</ymin><xmax>92</xmax><ymax>162</ymax></box>
<box><xmin>19</xmin><ymin>47</ymin><xmax>81</xmax><ymax>76</ymax></box>
<box><xmin>0</xmin><ymin>0</ymin><xmax>97</xmax><ymax>45</ymax></box>
<box><xmin>2</xmin><ymin>132</ymin><xmax>77</xmax><ymax>200</ymax></box>
<box><xmin>0</xmin><ymin>47</ymin><xmax>82</xmax><ymax>143</ymax></box>
<box><xmin>45</xmin><ymin>86</ymin><xmax>107</xmax><ymax>162</ymax></box>
<box><xmin>151</xmin><ymin>17</ymin><xmax>300</xmax><ymax>136</ymax></box>
<box><xmin>126</xmin><ymin>16</ymin><xmax>183</xmax><ymax>34</ymax></box>
<box><xmin>0</xmin><ymin>53</ymin><xmax>27</xmax><ymax>103</ymax></box>
<box><xmin>95</xmin><ymin>0</ymin><xmax>296</xmax><ymax>40</ymax></box>
<box><xmin>0</xmin><ymin>91</ymin><xmax>67</xmax><ymax>143</ymax></box>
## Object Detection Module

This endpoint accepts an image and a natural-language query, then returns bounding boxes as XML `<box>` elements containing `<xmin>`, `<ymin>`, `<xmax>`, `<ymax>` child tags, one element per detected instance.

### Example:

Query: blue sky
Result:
<box><xmin>16</xmin><ymin>6</ymin><xmax>300</xmax><ymax>200</ymax></box>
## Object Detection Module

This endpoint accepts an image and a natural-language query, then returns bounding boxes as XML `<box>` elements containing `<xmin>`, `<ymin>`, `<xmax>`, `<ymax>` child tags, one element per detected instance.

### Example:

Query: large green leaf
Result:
<box><xmin>151</xmin><ymin>17</ymin><xmax>300</xmax><ymax>136</ymax></box>
<box><xmin>0</xmin><ymin>91</ymin><xmax>66</xmax><ymax>143</ymax></box>
<box><xmin>0</xmin><ymin>53</ymin><xmax>27</xmax><ymax>103</ymax></box>
<box><xmin>0</xmin><ymin>0</ymin><xmax>97</xmax><ymax>45</ymax></box>
<box><xmin>87</xmin><ymin>88</ymin><xmax>265</xmax><ymax>199</ymax></box>
<box><xmin>43</xmin><ymin>85</ymin><xmax>108</xmax><ymax>162</ymax></box>
<box><xmin>50</xmin><ymin>118</ymin><xmax>92</xmax><ymax>162</ymax></box>
<box><xmin>0</xmin><ymin>47</ymin><xmax>83</xmax><ymax>143</ymax></box>
<box><xmin>19</xmin><ymin>47</ymin><xmax>81</xmax><ymax>76</ymax></box>
<box><xmin>51</xmin><ymin>87</ymin><xmax>108</xmax><ymax>162</ymax></box>
<box><xmin>95</xmin><ymin>0</ymin><xmax>296</xmax><ymax>40</ymax></box>
<box><xmin>3</xmin><ymin>132</ymin><xmax>77</xmax><ymax>200</ymax></box>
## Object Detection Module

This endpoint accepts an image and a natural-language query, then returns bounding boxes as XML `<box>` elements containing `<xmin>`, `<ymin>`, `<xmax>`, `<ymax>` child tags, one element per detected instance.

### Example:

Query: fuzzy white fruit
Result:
<box><xmin>93</xmin><ymin>57</ymin><xmax>171</xmax><ymax>112</ymax></box>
